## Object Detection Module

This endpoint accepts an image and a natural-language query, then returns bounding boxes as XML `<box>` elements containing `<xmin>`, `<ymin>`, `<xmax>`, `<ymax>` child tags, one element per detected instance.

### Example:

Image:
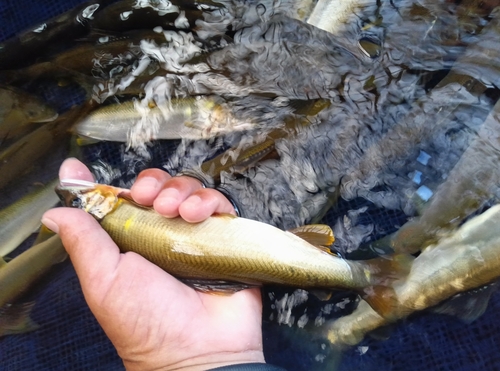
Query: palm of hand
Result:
<box><xmin>92</xmin><ymin>251</ymin><xmax>263</xmax><ymax>371</ymax></box>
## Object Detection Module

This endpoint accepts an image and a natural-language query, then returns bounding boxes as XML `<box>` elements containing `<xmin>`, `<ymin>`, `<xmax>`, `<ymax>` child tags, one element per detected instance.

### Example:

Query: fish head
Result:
<box><xmin>22</xmin><ymin>100</ymin><xmax>58</xmax><ymax>123</ymax></box>
<box><xmin>56</xmin><ymin>179</ymin><xmax>128</xmax><ymax>220</ymax></box>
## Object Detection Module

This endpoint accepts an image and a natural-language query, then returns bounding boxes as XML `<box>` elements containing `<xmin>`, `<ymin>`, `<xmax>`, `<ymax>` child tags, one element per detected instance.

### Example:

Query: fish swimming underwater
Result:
<box><xmin>389</xmin><ymin>96</ymin><xmax>500</xmax><ymax>254</ymax></box>
<box><xmin>73</xmin><ymin>96</ymin><xmax>256</xmax><ymax>145</ymax></box>
<box><xmin>0</xmin><ymin>103</ymin><xmax>93</xmax><ymax>190</ymax></box>
<box><xmin>0</xmin><ymin>233</ymin><xmax>67</xmax><ymax>337</ymax></box>
<box><xmin>324</xmin><ymin>204</ymin><xmax>500</xmax><ymax>346</ymax></box>
<box><xmin>55</xmin><ymin>179</ymin><xmax>410</xmax><ymax>310</ymax></box>
<box><xmin>0</xmin><ymin>85</ymin><xmax>58</xmax><ymax>140</ymax></box>
<box><xmin>0</xmin><ymin>179</ymin><xmax>60</xmax><ymax>257</ymax></box>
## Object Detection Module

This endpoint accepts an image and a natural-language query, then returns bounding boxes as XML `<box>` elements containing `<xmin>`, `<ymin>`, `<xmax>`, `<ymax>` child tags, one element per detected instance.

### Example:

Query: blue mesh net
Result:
<box><xmin>2</xmin><ymin>1</ymin><xmax>500</xmax><ymax>371</ymax></box>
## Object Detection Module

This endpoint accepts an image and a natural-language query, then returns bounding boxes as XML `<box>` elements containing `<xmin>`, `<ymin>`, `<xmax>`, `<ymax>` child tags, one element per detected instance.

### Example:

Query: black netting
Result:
<box><xmin>2</xmin><ymin>1</ymin><xmax>500</xmax><ymax>371</ymax></box>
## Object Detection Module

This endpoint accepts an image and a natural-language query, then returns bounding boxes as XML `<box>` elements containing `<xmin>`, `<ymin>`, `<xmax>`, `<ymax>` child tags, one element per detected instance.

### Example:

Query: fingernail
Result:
<box><xmin>185</xmin><ymin>195</ymin><xmax>202</xmax><ymax>207</ymax></box>
<box><xmin>41</xmin><ymin>217</ymin><xmax>59</xmax><ymax>234</ymax></box>
<box><xmin>154</xmin><ymin>197</ymin><xmax>178</xmax><ymax>214</ymax></box>
<box><xmin>138</xmin><ymin>176</ymin><xmax>160</xmax><ymax>192</ymax></box>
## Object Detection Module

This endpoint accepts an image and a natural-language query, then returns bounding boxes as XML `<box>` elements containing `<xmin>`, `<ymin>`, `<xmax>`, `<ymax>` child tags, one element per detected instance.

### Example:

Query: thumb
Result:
<box><xmin>42</xmin><ymin>207</ymin><xmax>121</xmax><ymax>294</ymax></box>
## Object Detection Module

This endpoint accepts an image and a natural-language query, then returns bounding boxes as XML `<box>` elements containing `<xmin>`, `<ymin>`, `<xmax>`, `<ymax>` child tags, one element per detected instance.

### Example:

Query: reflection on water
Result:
<box><xmin>2</xmin><ymin>0</ymin><xmax>500</xmax><ymax>370</ymax></box>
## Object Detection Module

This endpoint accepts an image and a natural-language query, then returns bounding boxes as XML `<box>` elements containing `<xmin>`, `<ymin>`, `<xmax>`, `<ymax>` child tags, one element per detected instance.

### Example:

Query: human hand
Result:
<box><xmin>42</xmin><ymin>158</ymin><xmax>264</xmax><ymax>371</ymax></box>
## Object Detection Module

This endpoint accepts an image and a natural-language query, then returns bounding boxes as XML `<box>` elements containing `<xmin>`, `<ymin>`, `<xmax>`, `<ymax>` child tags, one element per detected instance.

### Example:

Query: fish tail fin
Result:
<box><xmin>357</xmin><ymin>253</ymin><xmax>415</xmax><ymax>319</ymax></box>
<box><xmin>0</xmin><ymin>302</ymin><xmax>40</xmax><ymax>337</ymax></box>
<box><xmin>362</xmin><ymin>253</ymin><xmax>414</xmax><ymax>283</ymax></box>
<box><xmin>361</xmin><ymin>286</ymin><xmax>403</xmax><ymax>321</ymax></box>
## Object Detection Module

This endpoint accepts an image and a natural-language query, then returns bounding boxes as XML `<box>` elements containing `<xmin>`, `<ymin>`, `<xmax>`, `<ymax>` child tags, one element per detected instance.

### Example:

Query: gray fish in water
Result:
<box><xmin>0</xmin><ymin>179</ymin><xmax>59</xmax><ymax>257</ymax></box>
<box><xmin>0</xmin><ymin>0</ymin><xmax>116</xmax><ymax>70</ymax></box>
<box><xmin>366</xmin><ymin>11</ymin><xmax>500</xmax><ymax>254</ymax></box>
<box><xmin>89</xmin><ymin>0</ymin><xmax>217</xmax><ymax>32</ymax></box>
<box><xmin>0</xmin><ymin>85</ymin><xmax>58</xmax><ymax>140</ymax></box>
<box><xmin>307</xmin><ymin>0</ymin><xmax>373</xmax><ymax>34</ymax></box>
<box><xmin>325</xmin><ymin>204</ymin><xmax>500</xmax><ymax>346</ymax></box>
<box><xmin>339</xmin><ymin>8</ymin><xmax>500</xmax><ymax>215</ymax></box>
<box><xmin>73</xmin><ymin>97</ymin><xmax>256</xmax><ymax>145</ymax></box>
<box><xmin>0</xmin><ymin>234</ymin><xmax>66</xmax><ymax>337</ymax></box>
<box><xmin>0</xmin><ymin>103</ymin><xmax>93</xmax><ymax>190</ymax></box>
<box><xmin>197</xmin><ymin>99</ymin><xmax>332</xmax><ymax>186</ymax></box>
<box><xmin>390</xmin><ymin>97</ymin><xmax>500</xmax><ymax>253</ymax></box>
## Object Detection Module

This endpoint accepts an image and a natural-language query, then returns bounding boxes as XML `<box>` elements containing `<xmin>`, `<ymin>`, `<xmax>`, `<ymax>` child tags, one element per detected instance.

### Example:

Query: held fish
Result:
<box><xmin>325</xmin><ymin>204</ymin><xmax>500</xmax><ymax>346</ymax></box>
<box><xmin>0</xmin><ymin>179</ymin><xmax>60</xmax><ymax>257</ymax></box>
<box><xmin>55</xmin><ymin>179</ymin><xmax>409</xmax><ymax>306</ymax></box>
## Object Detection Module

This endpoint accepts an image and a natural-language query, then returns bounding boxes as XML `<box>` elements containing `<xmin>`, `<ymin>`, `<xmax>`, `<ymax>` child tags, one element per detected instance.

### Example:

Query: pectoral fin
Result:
<box><xmin>180</xmin><ymin>279</ymin><xmax>260</xmax><ymax>294</ymax></box>
<box><xmin>75</xmin><ymin>136</ymin><xmax>101</xmax><ymax>146</ymax></box>
<box><xmin>0</xmin><ymin>302</ymin><xmax>40</xmax><ymax>337</ymax></box>
<box><xmin>367</xmin><ymin>323</ymin><xmax>396</xmax><ymax>341</ymax></box>
<box><xmin>310</xmin><ymin>289</ymin><xmax>333</xmax><ymax>301</ymax></box>
<box><xmin>32</xmin><ymin>224</ymin><xmax>57</xmax><ymax>245</ymax></box>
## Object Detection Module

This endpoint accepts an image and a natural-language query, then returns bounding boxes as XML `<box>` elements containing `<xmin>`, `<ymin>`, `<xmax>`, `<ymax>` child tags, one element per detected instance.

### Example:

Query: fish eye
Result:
<box><xmin>71</xmin><ymin>197</ymin><xmax>82</xmax><ymax>208</ymax></box>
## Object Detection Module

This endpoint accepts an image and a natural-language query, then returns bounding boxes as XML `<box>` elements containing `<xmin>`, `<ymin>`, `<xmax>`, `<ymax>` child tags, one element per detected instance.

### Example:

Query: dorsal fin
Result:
<box><xmin>288</xmin><ymin>224</ymin><xmax>335</xmax><ymax>247</ymax></box>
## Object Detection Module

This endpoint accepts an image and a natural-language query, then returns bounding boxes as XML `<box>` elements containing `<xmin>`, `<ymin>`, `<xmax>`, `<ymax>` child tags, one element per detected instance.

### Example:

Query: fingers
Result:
<box><xmin>41</xmin><ymin>208</ymin><xmax>120</xmax><ymax>299</ymax></box>
<box><xmin>179</xmin><ymin>188</ymin><xmax>236</xmax><ymax>223</ymax></box>
<box><xmin>153</xmin><ymin>176</ymin><xmax>206</xmax><ymax>218</ymax></box>
<box><xmin>61</xmin><ymin>161</ymin><xmax>236</xmax><ymax>223</ymax></box>
<box><xmin>133</xmin><ymin>168</ymin><xmax>236</xmax><ymax>221</ymax></box>
<box><xmin>130</xmin><ymin>168</ymin><xmax>172</xmax><ymax>206</ymax></box>
<box><xmin>59</xmin><ymin>158</ymin><xmax>94</xmax><ymax>182</ymax></box>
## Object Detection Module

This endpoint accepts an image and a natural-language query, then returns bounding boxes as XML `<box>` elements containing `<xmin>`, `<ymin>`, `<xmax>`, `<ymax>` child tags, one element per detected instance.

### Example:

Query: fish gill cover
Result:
<box><xmin>2</xmin><ymin>0</ymin><xmax>500</xmax><ymax>370</ymax></box>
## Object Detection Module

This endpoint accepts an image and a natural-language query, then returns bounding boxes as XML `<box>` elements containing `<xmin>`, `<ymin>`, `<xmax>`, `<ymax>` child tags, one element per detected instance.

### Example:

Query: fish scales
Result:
<box><xmin>101</xmin><ymin>199</ymin><xmax>366</xmax><ymax>289</ymax></box>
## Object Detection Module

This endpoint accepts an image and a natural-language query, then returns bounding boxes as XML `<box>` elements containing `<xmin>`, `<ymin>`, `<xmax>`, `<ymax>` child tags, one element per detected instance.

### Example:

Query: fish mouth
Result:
<box><xmin>55</xmin><ymin>188</ymin><xmax>83</xmax><ymax>209</ymax></box>
<box><xmin>55</xmin><ymin>179</ymin><xmax>122</xmax><ymax>219</ymax></box>
<box><xmin>55</xmin><ymin>179</ymin><xmax>96</xmax><ymax>208</ymax></box>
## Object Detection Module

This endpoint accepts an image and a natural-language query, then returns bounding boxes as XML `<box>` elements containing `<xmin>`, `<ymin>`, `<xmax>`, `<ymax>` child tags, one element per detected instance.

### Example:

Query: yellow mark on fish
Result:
<box><xmin>124</xmin><ymin>217</ymin><xmax>134</xmax><ymax>232</ymax></box>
